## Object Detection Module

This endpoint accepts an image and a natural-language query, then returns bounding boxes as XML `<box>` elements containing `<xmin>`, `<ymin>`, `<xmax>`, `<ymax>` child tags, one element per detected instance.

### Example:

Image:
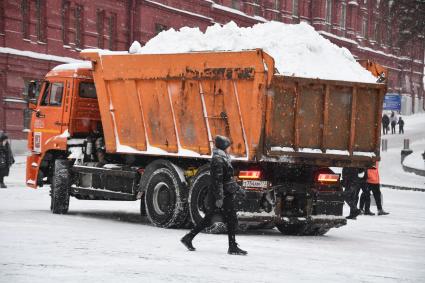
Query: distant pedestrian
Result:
<box><xmin>382</xmin><ymin>114</ymin><xmax>390</xmax><ymax>135</ymax></box>
<box><xmin>342</xmin><ymin>167</ymin><xmax>363</xmax><ymax>219</ymax></box>
<box><xmin>0</xmin><ymin>132</ymin><xmax>15</xmax><ymax>188</ymax></box>
<box><xmin>390</xmin><ymin>111</ymin><xmax>397</xmax><ymax>134</ymax></box>
<box><xmin>181</xmin><ymin>135</ymin><xmax>247</xmax><ymax>255</ymax></box>
<box><xmin>397</xmin><ymin>117</ymin><xmax>404</xmax><ymax>134</ymax></box>
<box><xmin>359</xmin><ymin>162</ymin><xmax>389</xmax><ymax>216</ymax></box>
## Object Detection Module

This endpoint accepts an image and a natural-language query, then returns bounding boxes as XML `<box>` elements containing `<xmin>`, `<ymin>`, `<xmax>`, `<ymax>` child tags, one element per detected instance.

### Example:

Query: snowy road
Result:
<box><xmin>1</xmin><ymin>157</ymin><xmax>425</xmax><ymax>282</ymax></box>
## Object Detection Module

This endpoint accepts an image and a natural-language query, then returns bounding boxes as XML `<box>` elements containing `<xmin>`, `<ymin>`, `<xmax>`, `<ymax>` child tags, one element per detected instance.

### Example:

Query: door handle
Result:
<box><xmin>35</xmin><ymin>110</ymin><xmax>45</xmax><ymax>118</ymax></box>
<box><xmin>54</xmin><ymin>121</ymin><xmax>62</xmax><ymax>126</ymax></box>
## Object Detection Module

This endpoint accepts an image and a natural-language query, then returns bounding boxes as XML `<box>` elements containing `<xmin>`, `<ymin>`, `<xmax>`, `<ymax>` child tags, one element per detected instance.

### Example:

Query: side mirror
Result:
<box><xmin>27</xmin><ymin>81</ymin><xmax>37</xmax><ymax>99</ymax></box>
<box><xmin>24</xmin><ymin>80</ymin><xmax>41</xmax><ymax>109</ymax></box>
<box><xmin>28</xmin><ymin>99</ymin><xmax>37</xmax><ymax>110</ymax></box>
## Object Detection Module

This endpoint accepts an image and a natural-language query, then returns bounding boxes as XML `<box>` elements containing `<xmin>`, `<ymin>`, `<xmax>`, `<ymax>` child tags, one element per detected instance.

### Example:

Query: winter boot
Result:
<box><xmin>364</xmin><ymin>210</ymin><xmax>375</xmax><ymax>216</ymax></box>
<box><xmin>377</xmin><ymin>210</ymin><xmax>389</xmax><ymax>216</ymax></box>
<box><xmin>346</xmin><ymin>208</ymin><xmax>361</xmax><ymax>220</ymax></box>
<box><xmin>0</xmin><ymin>182</ymin><xmax>6</xmax><ymax>189</ymax></box>
<box><xmin>228</xmin><ymin>243</ymin><xmax>248</xmax><ymax>256</ymax></box>
<box><xmin>180</xmin><ymin>233</ymin><xmax>196</xmax><ymax>251</ymax></box>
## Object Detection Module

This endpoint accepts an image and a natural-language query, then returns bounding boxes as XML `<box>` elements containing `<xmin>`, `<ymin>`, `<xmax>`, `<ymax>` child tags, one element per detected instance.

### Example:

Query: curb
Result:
<box><xmin>402</xmin><ymin>164</ymin><xmax>425</xmax><ymax>177</ymax></box>
<box><xmin>381</xmin><ymin>184</ymin><xmax>425</xmax><ymax>192</ymax></box>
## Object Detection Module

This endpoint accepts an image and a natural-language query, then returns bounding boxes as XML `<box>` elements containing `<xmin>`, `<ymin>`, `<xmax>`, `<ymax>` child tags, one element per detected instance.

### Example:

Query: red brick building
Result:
<box><xmin>1</xmin><ymin>0</ymin><xmax>424</xmax><ymax>139</ymax></box>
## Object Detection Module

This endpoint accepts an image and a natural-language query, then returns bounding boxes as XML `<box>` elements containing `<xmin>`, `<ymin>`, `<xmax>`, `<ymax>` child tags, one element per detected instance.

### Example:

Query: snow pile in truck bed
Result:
<box><xmin>52</xmin><ymin>61</ymin><xmax>92</xmax><ymax>71</ymax></box>
<box><xmin>130</xmin><ymin>21</ymin><xmax>377</xmax><ymax>83</ymax></box>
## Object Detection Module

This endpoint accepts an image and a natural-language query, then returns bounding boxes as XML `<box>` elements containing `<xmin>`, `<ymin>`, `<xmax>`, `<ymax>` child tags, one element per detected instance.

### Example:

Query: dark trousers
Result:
<box><xmin>344</xmin><ymin>183</ymin><xmax>361</xmax><ymax>214</ymax></box>
<box><xmin>360</xmin><ymin>184</ymin><xmax>383</xmax><ymax>211</ymax></box>
<box><xmin>0</xmin><ymin>175</ymin><xmax>4</xmax><ymax>184</ymax></box>
<box><xmin>189</xmin><ymin>194</ymin><xmax>237</xmax><ymax>246</ymax></box>
<box><xmin>399</xmin><ymin>126</ymin><xmax>404</xmax><ymax>134</ymax></box>
<box><xmin>391</xmin><ymin>122</ymin><xmax>396</xmax><ymax>134</ymax></box>
<box><xmin>382</xmin><ymin>124</ymin><xmax>389</xmax><ymax>135</ymax></box>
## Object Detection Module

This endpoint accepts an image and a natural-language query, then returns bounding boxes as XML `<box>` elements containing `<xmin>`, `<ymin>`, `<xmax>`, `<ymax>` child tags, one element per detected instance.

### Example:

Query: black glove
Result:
<box><xmin>215</xmin><ymin>199</ymin><xmax>223</xmax><ymax>208</ymax></box>
<box><xmin>237</xmin><ymin>188</ymin><xmax>247</xmax><ymax>198</ymax></box>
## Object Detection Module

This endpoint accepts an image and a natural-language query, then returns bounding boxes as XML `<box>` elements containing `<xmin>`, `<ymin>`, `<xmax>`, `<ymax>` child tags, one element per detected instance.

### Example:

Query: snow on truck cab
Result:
<box><xmin>24</xmin><ymin>49</ymin><xmax>386</xmax><ymax>235</ymax></box>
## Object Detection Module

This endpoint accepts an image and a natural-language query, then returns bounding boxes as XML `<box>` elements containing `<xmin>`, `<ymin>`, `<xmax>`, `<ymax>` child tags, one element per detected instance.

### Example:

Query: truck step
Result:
<box><xmin>72</xmin><ymin>165</ymin><xmax>138</xmax><ymax>178</ymax></box>
<box><xmin>70</xmin><ymin>186</ymin><xmax>137</xmax><ymax>201</ymax></box>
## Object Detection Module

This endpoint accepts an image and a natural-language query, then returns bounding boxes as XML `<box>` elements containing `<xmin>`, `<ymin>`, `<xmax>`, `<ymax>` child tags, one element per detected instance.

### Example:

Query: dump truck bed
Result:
<box><xmin>82</xmin><ymin>49</ymin><xmax>385</xmax><ymax>168</ymax></box>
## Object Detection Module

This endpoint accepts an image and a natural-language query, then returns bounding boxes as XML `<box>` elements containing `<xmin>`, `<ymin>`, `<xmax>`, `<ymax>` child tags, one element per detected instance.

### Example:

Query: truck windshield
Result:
<box><xmin>40</xmin><ymin>82</ymin><xmax>64</xmax><ymax>106</ymax></box>
<box><xmin>79</xmin><ymin>82</ymin><xmax>97</xmax><ymax>99</ymax></box>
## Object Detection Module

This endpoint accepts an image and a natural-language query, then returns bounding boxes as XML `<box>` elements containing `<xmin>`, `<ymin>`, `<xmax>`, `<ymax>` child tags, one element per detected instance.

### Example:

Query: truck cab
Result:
<box><xmin>26</xmin><ymin>63</ymin><xmax>99</xmax><ymax>188</ymax></box>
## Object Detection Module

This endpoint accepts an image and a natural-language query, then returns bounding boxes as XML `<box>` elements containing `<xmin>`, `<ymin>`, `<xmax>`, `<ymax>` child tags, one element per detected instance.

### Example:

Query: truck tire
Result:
<box><xmin>143</xmin><ymin>161</ymin><xmax>188</xmax><ymax>228</ymax></box>
<box><xmin>50</xmin><ymin>159</ymin><xmax>71</xmax><ymax>214</ymax></box>
<box><xmin>188</xmin><ymin>165</ymin><xmax>227</xmax><ymax>234</ymax></box>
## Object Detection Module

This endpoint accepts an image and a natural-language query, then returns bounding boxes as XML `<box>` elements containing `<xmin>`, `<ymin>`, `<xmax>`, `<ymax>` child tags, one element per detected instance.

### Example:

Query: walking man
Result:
<box><xmin>0</xmin><ymin>132</ymin><xmax>15</xmax><ymax>188</ymax></box>
<box><xmin>397</xmin><ymin>117</ymin><xmax>405</xmax><ymax>134</ymax></box>
<box><xmin>181</xmin><ymin>135</ymin><xmax>247</xmax><ymax>255</ymax></box>
<box><xmin>382</xmin><ymin>113</ymin><xmax>389</xmax><ymax>135</ymax></box>
<box><xmin>390</xmin><ymin>111</ymin><xmax>397</xmax><ymax>134</ymax></box>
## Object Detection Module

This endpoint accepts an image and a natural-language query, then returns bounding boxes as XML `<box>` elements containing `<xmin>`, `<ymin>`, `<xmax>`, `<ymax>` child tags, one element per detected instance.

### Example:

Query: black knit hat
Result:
<box><xmin>0</xmin><ymin>131</ymin><xmax>7</xmax><ymax>142</ymax></box>
<box><xmin>214</xmin><ymin>135</ymin><xmax>231</xmax><ymax>150</ymax></box>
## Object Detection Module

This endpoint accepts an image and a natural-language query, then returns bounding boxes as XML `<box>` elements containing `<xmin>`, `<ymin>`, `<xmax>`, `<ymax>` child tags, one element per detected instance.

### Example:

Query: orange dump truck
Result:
<box><xmin>24</xmin><ymin>49</ymin><xmax>385</xmax><ymax>235</ymax></box>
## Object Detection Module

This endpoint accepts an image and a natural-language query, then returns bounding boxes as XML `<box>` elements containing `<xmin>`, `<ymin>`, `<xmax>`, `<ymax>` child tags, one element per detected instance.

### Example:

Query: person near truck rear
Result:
<box><xmin>342</xmin><ymin>167</ymin><xmax>363</xmax><ymax>220</ymax></box>
<box><xmin>0</xmin><ymin>132</ymin><xmax>15</xmax><ymax>188</ymax></box>
<box><xmin>181</xmin><ymin>135</ymin><xmax>247</xmax><ymax>255</ymax></box>
<box><xmin>359</xmin><ymin>162</ymin><xmax>389</xmax><ymax>216</ymax></box>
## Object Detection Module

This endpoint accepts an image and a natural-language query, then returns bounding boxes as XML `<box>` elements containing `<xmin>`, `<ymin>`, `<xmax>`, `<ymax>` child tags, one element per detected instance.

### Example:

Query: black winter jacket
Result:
<box><xmin>0</xmin><ymin>141</ymin><xmax>14</xmax><ymax>176</ymax></box>
<box><xmin>342</xmin><ymin>167</ymin><xmax>364</xmax><ymax>187</ymax></box>
<box><xmin>210</xmin><ymin>148</ymin><xmax>235</xmax><ymax>200</ymax></box>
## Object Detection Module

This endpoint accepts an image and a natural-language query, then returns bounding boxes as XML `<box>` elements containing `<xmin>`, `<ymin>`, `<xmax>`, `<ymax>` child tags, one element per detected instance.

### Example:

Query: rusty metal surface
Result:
<box><xmin>357</xmin><ymin>59</ymin><xmax>388</xmax><ymax>80</ymax></box>
<box><xmin>264</xmin><ymin>76</ymin><xmax>385</xmax><ymax>166</ymax></box>
<box><xmin>83</xmin><ymin>50</ymin><xmax>384</xmax><ymax>167</ymax></box>
<box><xmin>82</xmin><ymin>50</ymin><xmax>273</xmax><ymax>159</ymax></box>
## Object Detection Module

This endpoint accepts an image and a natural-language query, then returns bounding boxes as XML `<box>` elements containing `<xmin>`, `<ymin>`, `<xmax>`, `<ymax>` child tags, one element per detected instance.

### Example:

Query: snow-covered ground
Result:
<box><xmin>379</xmin><ymin>113</ymin><xmax>425</xmax><ymax>189</ymax></box>
<box><xmin>1</xmin><ymin>155</ymin><xmax>425</xmax><ymax>282</ymax></box>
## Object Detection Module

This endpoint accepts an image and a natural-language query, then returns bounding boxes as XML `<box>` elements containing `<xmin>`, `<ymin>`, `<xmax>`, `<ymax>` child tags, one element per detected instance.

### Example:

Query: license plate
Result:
<box><xmin>242</xmin><ymin>180</ymin><xmax>268</xmax><ymax>188</ymax></box>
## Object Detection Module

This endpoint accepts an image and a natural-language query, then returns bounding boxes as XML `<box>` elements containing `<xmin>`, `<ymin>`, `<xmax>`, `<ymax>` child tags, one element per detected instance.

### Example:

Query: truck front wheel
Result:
<box><xmin>143</xmin><ymin>165</ymin><xmax>187</xmax><ymax>228</ymax></box>
<box><xmin>50</xmin><ymin>159</ymin><xmax>71</xmax><ymax>214</ymax></box>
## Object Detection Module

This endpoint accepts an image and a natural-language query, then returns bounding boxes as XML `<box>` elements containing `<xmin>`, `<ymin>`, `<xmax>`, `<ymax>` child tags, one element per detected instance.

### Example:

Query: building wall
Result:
<box><xmin>1</xmin><ymin>0</ymin><xmax>424</xmax><ymax>139</ymax></box>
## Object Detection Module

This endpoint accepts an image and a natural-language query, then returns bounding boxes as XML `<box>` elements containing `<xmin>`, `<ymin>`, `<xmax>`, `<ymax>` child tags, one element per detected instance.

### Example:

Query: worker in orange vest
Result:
<box><xmin>359</xmin><ymin>162</ymin><xmax>389</xmax><ymax>216</ymax></box>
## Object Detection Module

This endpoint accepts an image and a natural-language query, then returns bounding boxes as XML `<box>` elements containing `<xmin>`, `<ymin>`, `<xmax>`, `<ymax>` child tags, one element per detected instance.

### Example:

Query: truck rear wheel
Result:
<box><xmin>143</xmin><ymin>161</ymin><xmax>187</xmax><ymax>228</ymax></box>
<box><xmin>188</xmin><ymin>165</ymin><xmax>226</xmax><ymax>234</ymax></box>
<box><xmin>50</xmin><ymin>159</ymin><xmax>71</xmax><ymax>214</ymax></box>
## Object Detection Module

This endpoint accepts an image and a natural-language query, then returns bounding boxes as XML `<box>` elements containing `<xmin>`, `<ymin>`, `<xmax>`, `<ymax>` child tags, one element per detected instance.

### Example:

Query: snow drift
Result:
<box><xmin>129</xmin><ymin>21</ymin><xmax>377</xmax><ymax>83</ymax></box>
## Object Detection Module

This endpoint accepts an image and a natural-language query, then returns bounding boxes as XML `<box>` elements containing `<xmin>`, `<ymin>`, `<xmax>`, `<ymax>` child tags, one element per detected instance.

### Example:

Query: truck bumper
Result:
<box><xmin>238</xmin><ymin>214</ymin><xmax>347</xmax><ymax>229</ymax></box>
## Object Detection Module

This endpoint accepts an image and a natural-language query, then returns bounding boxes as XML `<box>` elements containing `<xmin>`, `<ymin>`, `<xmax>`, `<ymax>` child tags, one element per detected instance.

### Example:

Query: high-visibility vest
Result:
<box><xmin>367</xmin><ymin>167</ymin><xmax>380</xmax><ymax>184</ymax></box>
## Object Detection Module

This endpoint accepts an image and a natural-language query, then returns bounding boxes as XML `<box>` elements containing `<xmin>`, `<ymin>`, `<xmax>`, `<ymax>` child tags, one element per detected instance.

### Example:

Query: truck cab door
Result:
<box><xmin>33</xmin><ymin>80</ymin><xmax>66</xmax><ymax>153</ymax></box>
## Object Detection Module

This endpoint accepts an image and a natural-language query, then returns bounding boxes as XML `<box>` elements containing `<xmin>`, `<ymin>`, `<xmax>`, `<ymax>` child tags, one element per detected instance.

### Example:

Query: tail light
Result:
<box><xmin>316</xmin><ymin>173</ymin><xmax>339</xmax><ymax>183</ymax></box>
<box><xmin>314</xmin><ymin>168</ymin><xmax>339</xmax><ymax>184</ymax></box>
<box><xmin>238</xmin><ymin>170</ymin><xmax>261</xmax><ymax>180</ymax></box>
